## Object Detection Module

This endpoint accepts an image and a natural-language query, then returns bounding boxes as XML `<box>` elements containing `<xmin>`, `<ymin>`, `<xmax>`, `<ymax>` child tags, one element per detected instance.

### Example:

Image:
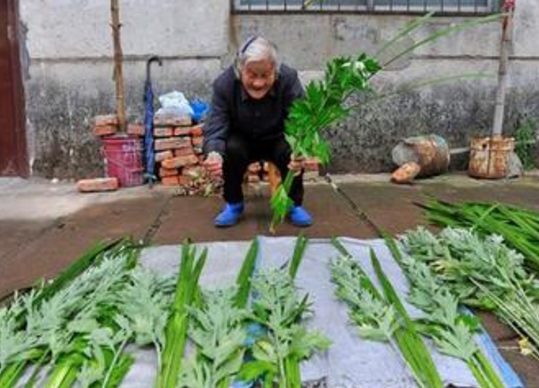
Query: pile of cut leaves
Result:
<box><xmin>330</xmin><ymin>238</ymin><xmax>506</xmax><ymax>388</ymax></box>
<box><xmin>420</xmin><ymin>199</ymin><xmax>539</xmax><ymax>272</ymax></box>
<box><xmin>0</xmin><ymin>236</ymin><xmax>329</xmax><ymax>388</ymax></box>
<box><xmin>399</xmin><ymin>224</ymin><xmax>539</xmax><ymax>363</ymax></box>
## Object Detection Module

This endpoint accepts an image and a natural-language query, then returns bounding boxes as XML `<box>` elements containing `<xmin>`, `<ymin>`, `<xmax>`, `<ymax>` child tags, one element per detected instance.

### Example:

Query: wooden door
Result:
<box><xmin>0</xmin><ymin>0</ymin><xmax>27</xmax><ymax>177</ymax></box>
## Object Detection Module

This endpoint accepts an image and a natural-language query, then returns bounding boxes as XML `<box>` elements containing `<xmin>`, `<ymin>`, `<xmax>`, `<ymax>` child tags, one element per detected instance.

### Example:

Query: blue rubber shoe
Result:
<box><xmin>288</xmin><ymin>205</ymin><xmax>313</xmax><ymax>227</ymax></box>
<box><xmin>214</xmin><ymin>202</ymin><xmax>244</xmax><ymax>227</ymax></box>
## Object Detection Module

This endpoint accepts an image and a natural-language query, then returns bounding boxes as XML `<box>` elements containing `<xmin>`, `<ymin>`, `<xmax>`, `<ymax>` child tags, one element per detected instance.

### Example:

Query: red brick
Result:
<box><xmin>161</xmin><ymin>175</ymin><xmax>192</xmax><ymax>186</ymax></box>
<box><xmin>154</xmin><ymin>116</ymin><xmax>192</xmax><ymax>127</ymax></box>
<box><xmin>178</xmin><ymin>175</ymin><xmax>193</xmax><ymax>186</ymax></box>
<box><xmin>161</xmin><ymin>154</ymin><xmax>199</xmax><ymax>169</ymax></box>
<box><xmin>174</xmin><ymin>126</ymin><xmax>192</xmax><ymax>136</ymax></box>
<box><xmin>154</xmin><ymin>126</ymin><xmax>173</xmax><ymax>137</ymax></box>
<box><xmin>93</xmin><ymin>125</ymin><xmax>117</xmax><ymax>137</ymax></box>
<box><xmin>161</xmin><ymin>176</ymin><xmax>181</xmax><ymax>186</ymax></box>
<box><xmin>174</xmin><ymin>147</ymin><xmax>195</xmax><ymax>158</ymax></box>
<box><xmin>94</xmin><ymin>114</ymin><xmax>119</xmax><ymax>126</ymax></box>
<box><xmin>191</xmin><ymin>136</ymin><xmax>203</xmax><ymax>146</ymax></box>
<box><xmin>77</xmin><ymin>177</ymin><xmax>119</xmax><ymax>192</ymax></box>
<box><xmin>159</xmin><ymin>167</ymin><xmax>179</xmax><ymax>178</ymax></box>
<box><xmin>127</xmin><ymin>123</ymin><xmax>145</xmax><ymax>137</ymax></box>
<box><xmin>154</xmin><ymin>137</ymin><xmax>192</xmax><ymax>151</ymax></box>
<box><xmin>190</xmin><ymin>124</ymin><xmax>204</xmax><ymax>137</ymax></box>
<box><xmin>155</xmin><ymin>150</ymin><xmax>173</xmax><ymax>162</ymax></box>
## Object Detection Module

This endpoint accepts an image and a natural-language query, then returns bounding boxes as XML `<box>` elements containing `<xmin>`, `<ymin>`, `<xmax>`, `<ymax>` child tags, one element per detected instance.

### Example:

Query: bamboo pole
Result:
<box><xmin>110</xmin><ymin>0</ymin><xmax>126</xmax><ymax>132</ymax></box>
<box><xmin>492</xmin><ymin>2</ymin><xmax>515</xmax><ymax>137</ymax></box>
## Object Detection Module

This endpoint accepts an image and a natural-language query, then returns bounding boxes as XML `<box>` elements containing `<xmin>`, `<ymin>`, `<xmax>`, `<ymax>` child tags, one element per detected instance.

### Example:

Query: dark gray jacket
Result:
<box><xmin>203</xmin><ymin>64</ymin><xmax>304</xmax><ymax>156</ymax></box>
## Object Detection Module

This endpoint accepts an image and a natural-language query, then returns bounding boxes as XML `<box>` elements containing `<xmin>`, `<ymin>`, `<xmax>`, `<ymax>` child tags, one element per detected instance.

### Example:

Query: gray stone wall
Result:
<box><xmin>19</xmin><ymin>0</ymin><xmax>539</xmax><ymax>178</ymax></box>
<box><xmin>20</xmin><ymin>0</ymin><xmax>230</xmax><ymax>179</ymax></box>
<box><xmin>232</xmin><ymin>11</ymin><xmax>539</xmax><ymax>172</ymax></box>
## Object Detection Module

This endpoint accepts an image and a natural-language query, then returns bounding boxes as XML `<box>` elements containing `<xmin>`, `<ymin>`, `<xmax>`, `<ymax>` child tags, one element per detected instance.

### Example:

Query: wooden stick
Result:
<box><xmin>110</xmin><ymin>0</ymin><xmax>126</xmax><ymax>132</ymax></box>
<box><xmin>492</xmin><ymin>7</ymin><xmax>514</xmax><ymax>137</ymax></box>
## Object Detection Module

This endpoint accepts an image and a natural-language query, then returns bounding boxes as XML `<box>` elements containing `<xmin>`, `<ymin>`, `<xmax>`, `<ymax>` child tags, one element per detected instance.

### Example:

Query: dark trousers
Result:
<box><xmin>223</xmin><ymin>133</ymin><xmax>304</xmax><ymax>206</ymax></box>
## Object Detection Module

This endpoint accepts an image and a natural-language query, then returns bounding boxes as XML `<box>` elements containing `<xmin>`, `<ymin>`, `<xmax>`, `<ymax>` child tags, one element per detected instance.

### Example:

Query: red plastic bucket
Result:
<box><xmin>102</xmin><ymin>135</ymin><xmax>144</xmax><ymax>187</ymax></box>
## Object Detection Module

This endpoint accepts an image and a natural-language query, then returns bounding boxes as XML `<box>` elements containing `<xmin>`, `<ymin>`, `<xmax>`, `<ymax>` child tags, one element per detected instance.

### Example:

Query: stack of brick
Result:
<box><xmin>93</xmin><ymin>114</ymin><xmax>119</xmax><ymax>137</ymax></box>
<box><xmin>78</xmin><ymin>115</ymin><xmax>145</xmax><ymax>193</ymax></box>
<box><xmin>154</xmin><ymin>118</ymin><xmax>212</xmax><ymax>195</ymax></box>
<box><xmin>92</xmin><ymin>114</ymin><xmax>145</xmax><ymax>138</ymax></box>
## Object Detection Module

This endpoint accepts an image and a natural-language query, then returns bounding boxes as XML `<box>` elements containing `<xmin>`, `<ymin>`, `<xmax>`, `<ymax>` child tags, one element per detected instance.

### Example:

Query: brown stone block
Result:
<box><xmin>154</xmin><ymin>137</ymin><xmax>192</xmax><ymax>151</ymax></box>
<box><xmin>174</xmin><ymin>147</ymin><xmax>195</xmax><ymax>158</ymax></box>
<box><xmin>155</xmin><ymin>150</ymin><xmax>173</xmax><ymax>162</ymax></box>
<box><xmin>154</xmin><ymin>116</ymin><xmax>192</xmax><ymax>127</ymax></box>
<box><xmin>154</xmin><ymin>127</ymin><xmax>174</xmax><ymax>137</ymax></box>
<box><xmin>190</xmin><ymin>124</ymin><xmax>204</xmax><ymax>137</ymax></box>
<box><xmin>159</xmin><ymin>167</ymin><xmax>179</xmax><ymax>178</ymax></box>
<box><xmin>161</xmin><ymin>176</ymin><xmax>181</xmax><ymax>186</ymax></box>
<box><xmin>127</xmin><ymin>123</ymin><xmax>145</xmax><ymax>137</ymax></box>
<box><xmin>173</xmin><ymin>126</ymin><xmax>192</xmax><ymax>136</ymax></box>
<box><xmin>161</xmin><ymin>154</ymin><xmax>199</xmax><ymax>169</ymax></box>
<box><xmin>191</xmin><ymin>136</ymin><xmax>203</xmax><ymax>146</ymax></box>
<box><xmin>93</xmin><ymin>125</ymin><xmax>117</xmax><ymax>137</ymax></box>
<box><xmin>77</xmin><ymin>177</ymin><xmax>119</xmax><ymax>192</ymax></box>
<box><xmin>94</xmin><ymin>114</ymin><xmax>119</xmax><ymax>126</ymax></box>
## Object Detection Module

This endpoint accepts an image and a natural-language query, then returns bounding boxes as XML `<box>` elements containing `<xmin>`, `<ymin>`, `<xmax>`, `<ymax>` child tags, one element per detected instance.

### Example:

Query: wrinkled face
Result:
<box><xmin>240</xmin><ymin>59</ymin><xmax>276</xmax><ymax>100</ymax></box>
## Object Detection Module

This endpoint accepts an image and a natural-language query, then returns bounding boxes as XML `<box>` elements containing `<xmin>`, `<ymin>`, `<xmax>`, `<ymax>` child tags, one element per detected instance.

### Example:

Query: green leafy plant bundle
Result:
<box><xmin>400</xmin><ymin>226</ymin><xmax>539</xmax><ymax>361</ymax></box>
<box><xmin>385</xmin><ymin>234</ymin><xmax>505</xmax><ymax>388</ymax></box>
<box><xmin>270</xmin><ymin>12</ymin><xmax>503</xmax><ymax>232</ymax></box>
<box><xmin>155</xmin><ymin>242</ymin><xmax>207</xmax><ymax>388</ymax></box>
<box><xmin>331</xmin><ymin>240</ymin><xmax>445</xmax><ymax>388</ymax></box>
<box><xmin>239</xmin><ymin>237</ymin><xmax>330</xmax><ymax>388</ymax></box>
<box><xmin>420</xmin><ymin>198</ymin><xmax>539</xmax><ymax>272</ymax></box>
<box><xmin>0</xmin><ymin>240</ymin><xmax>139</xmax><ymax>388</ymax></box>
<box><xmin>178</xmin><ymin>238</ymin><xmax>258</xmax><ymax>388</ymax></box>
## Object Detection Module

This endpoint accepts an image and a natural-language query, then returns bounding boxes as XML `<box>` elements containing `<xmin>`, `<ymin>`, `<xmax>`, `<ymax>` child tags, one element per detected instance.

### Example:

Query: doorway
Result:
<box><xmin>0</xmin><ymin>0</ymin><xmax>28</xmax><ymax>177</ymax></box>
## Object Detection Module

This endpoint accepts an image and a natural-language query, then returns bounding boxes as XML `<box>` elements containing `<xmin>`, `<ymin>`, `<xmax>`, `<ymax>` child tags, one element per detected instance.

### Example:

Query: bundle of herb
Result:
<box><xmin>0</xmin><ymin>290</ymin><xmax>42</xmax><ymax>387</ymax></box>
<box><xmin>239</xmin><ymin>237</ymin><xmax>330</xmax><ymax>388</ymax></box>
<box><xmin>270</xmin><ymin>13</ymin><xmax>502</xmax><ymax>232</ymax></box>
<box><xmin>401</xmin><ymin>226</ymin><xmax>539</xmax><ymax>361</ymax></box>
<box><xmin>420</xmin><ymin>199</ymin><xmax>539</xmax><ymax>272</ymax></box>
<box><xmin>0</xmin><ymin>240</ymin><xmax>125</xmax><ymax>388</ymax></box>
<box><xmin>330</xmin><ymin>240</ymin><xmax>444</xmax><ymax>388</ymax></box>
<box><xmin>155</xmin><ymin>242</ymin><xmax>207</xmax><ymax>388</ymax></box>
<box><xmin>386</xmin><ymin>235</ymin><xmax>505</xmax><ymax>388</ymax></box>
<box><xmin>41</xmin><ymin>246</ymin><xmax>138</xmax><ymax>388</ymax></box>
<box><xmin>0</xmin><ymin>241</ymin><xmax>138</xmax><ymax>388</ymax></box>
<box><xmin>239</xmin><ymin>268</ymin><xmax>330</xmax><ymax>388</ymax></box>
<box><xmin>270</xmin><ymin>54</ymin><xmax>381</xmax><ymax>232</ymax></box>
<box><xmin>180</xmin><ymin>288</ymin><xmax>248</xmax><ymax>388</ymax></box>
<box><xmin>178</xmin><ymin>239</ymin><xmax>258</xmax><ymax>388</ymax></box>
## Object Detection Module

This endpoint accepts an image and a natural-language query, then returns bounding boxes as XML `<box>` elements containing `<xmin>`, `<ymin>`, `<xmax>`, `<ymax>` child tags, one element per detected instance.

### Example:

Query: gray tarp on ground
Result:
<box><xmin>119</xmin><ymin>236</ymin><xmax>521</xmax><ymax>388</ymax></box>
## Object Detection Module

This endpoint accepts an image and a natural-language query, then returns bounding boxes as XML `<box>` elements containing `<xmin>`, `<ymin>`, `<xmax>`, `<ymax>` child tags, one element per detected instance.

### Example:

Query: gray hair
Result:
<box><xmin>235</xmin><ymin>37</ymin><xmax>280</xmax><ymax>75</ymax></box>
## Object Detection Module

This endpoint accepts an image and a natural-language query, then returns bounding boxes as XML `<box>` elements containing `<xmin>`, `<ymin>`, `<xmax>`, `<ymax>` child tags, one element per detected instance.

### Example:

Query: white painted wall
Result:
<box><xmin>18</xmin><ymin>0</ymin><xmax>539</xmax><ymax>177</ymax></box>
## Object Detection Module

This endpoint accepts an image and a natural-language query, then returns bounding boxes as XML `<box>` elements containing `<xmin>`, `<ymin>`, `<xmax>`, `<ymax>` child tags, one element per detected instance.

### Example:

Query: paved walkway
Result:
<box><xmin>1</xmin><ymin>173</ymin><xmax>538</xmax><ymax>386</ymax></box>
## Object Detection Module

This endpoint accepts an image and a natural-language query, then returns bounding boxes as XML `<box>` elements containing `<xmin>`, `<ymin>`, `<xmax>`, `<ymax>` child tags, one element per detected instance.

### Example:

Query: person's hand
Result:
<box><xmin>203</xmin><ymin>151</ymin><xmax>224</xmax><ymax>179</ymax></box>
<box><xmin>288</xmin><ymin>156</ymin><xmax>304</xmax><ymax>176</ymax></box>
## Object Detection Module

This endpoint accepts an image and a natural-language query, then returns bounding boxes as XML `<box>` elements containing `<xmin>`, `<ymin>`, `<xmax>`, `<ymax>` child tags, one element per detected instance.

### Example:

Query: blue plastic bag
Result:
<box><xmin>190</xmin><ymin>99</ymin><xmax>209</xmax><ymax>123</ymax></box>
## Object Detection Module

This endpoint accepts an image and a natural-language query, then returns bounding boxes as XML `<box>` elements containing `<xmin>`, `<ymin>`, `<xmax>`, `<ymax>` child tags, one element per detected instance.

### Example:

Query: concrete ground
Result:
<box><xmin>1</xmin><ymin>173</ymin><xmax>539</xmax><ymax>387</ymax></box>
